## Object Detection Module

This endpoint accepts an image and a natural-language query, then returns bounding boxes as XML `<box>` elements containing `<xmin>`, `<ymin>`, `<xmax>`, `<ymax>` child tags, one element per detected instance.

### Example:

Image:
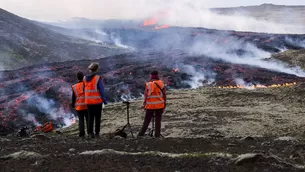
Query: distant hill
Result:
<box><xmin>212</xmin><ymin>4</ymin><xmax>305</xmax><ymax>26</ymax></box>
<box><xmin>0</xmin><ymin>8</ymin><xmax>127</xmax><ymax>70</ymax></box>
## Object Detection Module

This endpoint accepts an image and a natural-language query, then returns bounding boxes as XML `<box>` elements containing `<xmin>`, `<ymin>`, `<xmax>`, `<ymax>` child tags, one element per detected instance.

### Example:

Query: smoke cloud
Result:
<box><xmin>162</xmin><ymin>7</ymin><xmax>305</xmax><ymax>34</ymax></box>
<box><xmin>188</xmin><ymin>34</ymin><xmax>305</xmax><ymax>77</ymax></box>
<box><xmin>11</xmin><ymin>0</ymin><xmax>303</xmax><ymax>34</ymax></box>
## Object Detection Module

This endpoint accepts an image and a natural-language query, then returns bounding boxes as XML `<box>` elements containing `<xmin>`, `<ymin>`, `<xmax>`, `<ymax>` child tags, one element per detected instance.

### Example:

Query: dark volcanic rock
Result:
<box><xmin>0</xmin><ymin>8</ymin><xmax>128</xmax><ymax>70</ymax></box>
<box><xmin>0</xmin><ymin>137</ymin><xmax>304</xmax><ymax>172</ymax></box>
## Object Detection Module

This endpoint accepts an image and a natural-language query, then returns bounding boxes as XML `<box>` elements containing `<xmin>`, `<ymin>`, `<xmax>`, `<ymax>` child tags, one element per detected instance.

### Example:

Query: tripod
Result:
<box><xmin>122</xmin><ymin>101</ymin><xmax>134</xmax><ymax>138</ymax></box>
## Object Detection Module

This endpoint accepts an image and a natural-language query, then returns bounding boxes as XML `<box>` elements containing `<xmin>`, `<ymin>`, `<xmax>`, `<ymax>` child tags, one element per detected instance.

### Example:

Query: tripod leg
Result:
<box><xmin>127</xmin><ymin>123</ymin><xmax>134</xmax><ymax>138</ymax></box>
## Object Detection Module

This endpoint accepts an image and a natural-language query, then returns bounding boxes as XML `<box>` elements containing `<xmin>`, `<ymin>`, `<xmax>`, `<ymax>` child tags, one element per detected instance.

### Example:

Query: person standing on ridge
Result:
<box><xmin>72</xmin><ymin>71</ymin><xmax>88</xmax><ymax>138</ymax></box>
<box><xmin>138</xmin><ymin>71</ymin><xmax>166</xmax><ymax>137</ymax></box>
<box><xmin>84</xmin><ymin>62</ymin><xmax>108</xmax><ymax>138</ymax></box>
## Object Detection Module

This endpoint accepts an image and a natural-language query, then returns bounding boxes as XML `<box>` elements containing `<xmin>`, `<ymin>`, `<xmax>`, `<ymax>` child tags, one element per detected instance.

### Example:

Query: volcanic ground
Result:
<box><xmin>1</xmin><ymin>49</ymin><xmax>305</xmax><ymax>134</ymax></box>
<box><xmin>1</xmin><ymin>84</ymin><xmax>305</xmax><ymax>171</ymax></box>
<box><xmin>1</xmin><ymin>22</ymin><xmax>305</xmax><ymax>171</ymax></box>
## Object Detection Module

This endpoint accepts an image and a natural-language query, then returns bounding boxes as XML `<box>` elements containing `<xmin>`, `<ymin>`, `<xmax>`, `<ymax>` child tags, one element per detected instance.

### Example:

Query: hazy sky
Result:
<box><xmin>1</xmin><ymin>0</ymin><xmax>305</xmax><ymax>21</ymax></box>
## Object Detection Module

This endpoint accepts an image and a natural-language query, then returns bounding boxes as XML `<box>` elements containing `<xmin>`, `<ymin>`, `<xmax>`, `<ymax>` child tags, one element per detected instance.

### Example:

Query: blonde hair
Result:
<box><xmin>88</xmin><ymin>62</ymin><xmax>99</xmax><ymax>72</ymax></box>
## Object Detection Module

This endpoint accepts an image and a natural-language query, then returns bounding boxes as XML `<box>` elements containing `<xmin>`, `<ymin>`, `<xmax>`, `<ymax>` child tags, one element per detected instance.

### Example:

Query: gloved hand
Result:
<box><xmin>103</xmin><ymin>101</ymin><xmax>108</xmax><ymax>105</ymax></box>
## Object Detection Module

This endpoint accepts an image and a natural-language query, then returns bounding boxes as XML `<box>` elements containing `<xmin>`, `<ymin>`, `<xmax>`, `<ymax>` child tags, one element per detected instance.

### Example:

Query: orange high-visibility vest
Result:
<box><xmin>84</xmin><ymin>75</ymin><xmax>103</xmax><ymax>105</ymax></box>
<box><xmin>145</xmin><ymin>80</ymin><xmax>165</xmax><ymax>110</ymax></box>
<box><xmin>72</xmin><ymin>82</ymin><xmax>88</xmax><ymax>111</ymax></box>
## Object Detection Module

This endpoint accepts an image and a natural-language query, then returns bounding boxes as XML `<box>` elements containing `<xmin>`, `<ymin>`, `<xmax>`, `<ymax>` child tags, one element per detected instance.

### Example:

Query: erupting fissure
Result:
<box><xmin>140</xmin><ymin>10</ymin><xmax>170</xmax><ymax>30</ymax></box>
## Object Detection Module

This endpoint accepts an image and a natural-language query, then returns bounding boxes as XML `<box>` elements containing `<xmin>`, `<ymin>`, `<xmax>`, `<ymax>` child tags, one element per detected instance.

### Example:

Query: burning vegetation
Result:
<box><xmin>217</xmin><ymin>82</ymin><xmax>297</xmax><ymax>89</ymax></box>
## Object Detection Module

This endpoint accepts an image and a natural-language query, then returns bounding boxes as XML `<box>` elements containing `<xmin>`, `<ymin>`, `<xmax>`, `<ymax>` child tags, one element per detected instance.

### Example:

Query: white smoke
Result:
<box><xmin>118</xmin><ymin>84</ymin><xmax>136</xmax><ymax>101</ymax></box>
<box><xmin>110</xmin><ymin>33</ymin><xmax>136</xmax><ymax>50</ymax></box>
<box><xmin>24</xmin><ymin>113</ymin><xmax>41</xmax><ymax>126</ymax></box>
<box><xmin>19</xmin><ymin>1</ymin><xmax>305</xmax><ymax>34</ymax></box>
<box><xmin>189</xmin><ymin>35</ymin><xmax>305</xmax><ymax>77</ymax></box>
<box><xmin>285</xmin><ymin>37</ymin><xmax>305</xmax><ymax>48</ymax></box>
<box><xmin>86</xmin><ymin>29</ymin><xmax>107</xmax><ymax>43</ymax></box>
<box><xmin>72</xmin><ymin>28</ymin><xmax>106</xmax><ymax>43</ymax></box>
<box><xmin>29</xmin><ymin>95</ymin><xmax>75</xmax><ymax>127</ymax></box>
<box><xmin>181</xmin><ymin>65</ymin><xmax>216</xmax><ymax>89</ymax></box>
<box><xmin>162</xmin><ymin>8</ymin><xmax>305</xmax><ymax>34</ymax></box>
<box><xmin>95</xmin><ymin>29</ymin><xmax>107</xmax><ymax>36</ymax></box>
<box><xmin>54</xmin><ymin>107</ymin><xmax>76</xmax><ymax>128</ymax></box>
<box><xmin>234</xmin><ymin>78</ymin><xmax>256</xmax><ymax>90</ymax></box>
<box><xmin>69</xmin><ymin>28</ymin><xmax>136</xmax><ymax>50</ymax></box>
<box><xmin>4</xmin><ymin>0</ymin><xmax>305</xmax><ymax>34</ymax></box>
<box><xmin>24</xmin><ymin>68</ymin><xmax>76</xmax><ymax>127</ymax></box>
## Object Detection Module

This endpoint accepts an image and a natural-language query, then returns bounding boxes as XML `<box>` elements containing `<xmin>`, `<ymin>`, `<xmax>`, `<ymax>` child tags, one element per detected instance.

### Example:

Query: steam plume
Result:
<box><xmin>188</xmin><ymin>35</ymin><xmax>305</xmax><ymax>77</ymax></box>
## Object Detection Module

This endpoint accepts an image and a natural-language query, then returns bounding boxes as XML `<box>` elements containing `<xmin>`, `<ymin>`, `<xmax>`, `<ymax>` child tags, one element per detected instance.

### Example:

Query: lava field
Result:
<box><xmin>1</xmin><ymin>27</ymin><xmax>305</xmax><ymax>135</ymax></box>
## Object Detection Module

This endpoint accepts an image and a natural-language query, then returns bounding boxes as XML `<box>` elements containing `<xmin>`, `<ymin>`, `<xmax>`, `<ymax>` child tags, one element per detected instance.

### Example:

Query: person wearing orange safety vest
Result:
<box><xmin>72</xmin><ymin>71</ymin><xmax>88</xmax><ymax>137</ymax></box>
<box><xmin>138</xmin><ymin>71</ymin><xmax>166</xmax><ymax>137</ymax></box>
<box><xmin>84</xmin><ymin>63</ymin><xmax>108</xmax><ymax>138</ymax></box>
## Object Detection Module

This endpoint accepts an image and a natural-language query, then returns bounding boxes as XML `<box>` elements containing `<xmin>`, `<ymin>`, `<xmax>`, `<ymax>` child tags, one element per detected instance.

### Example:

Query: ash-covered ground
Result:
<box><xmin>1</xmin><ymin>84</ymin><xmax>305</xmax><ymax>172</ymax></box>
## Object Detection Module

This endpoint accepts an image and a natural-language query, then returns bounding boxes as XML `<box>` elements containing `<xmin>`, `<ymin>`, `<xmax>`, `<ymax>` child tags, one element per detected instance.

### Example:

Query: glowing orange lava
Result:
<box><xmin>140</xmin><ymin>10</ymin><xmax>171</xmax><ymax>30</ymax></box>
<box><xmin>217</xmin><ymin>82</ymin><xmax>297</xmax><ymax>89</ymax></box>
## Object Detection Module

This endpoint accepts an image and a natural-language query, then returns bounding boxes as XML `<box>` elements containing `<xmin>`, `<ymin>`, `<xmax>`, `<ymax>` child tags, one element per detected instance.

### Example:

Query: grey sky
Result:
<box><xmin>1</xmin><ymin>0</ymin><xmax>305</xmax><ymax>21</ymax></box>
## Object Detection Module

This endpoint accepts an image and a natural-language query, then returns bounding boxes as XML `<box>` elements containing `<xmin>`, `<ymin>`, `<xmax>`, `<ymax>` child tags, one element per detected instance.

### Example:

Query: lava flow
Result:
<box><xmin>1</xmin><ymin>51</ymin><xmax>305</xmax><ymax>135</ymax></box>
<box><xmin>1</xmin><ymin>25</ymin><xmax>305</xmax><ymax>135</ymax></box>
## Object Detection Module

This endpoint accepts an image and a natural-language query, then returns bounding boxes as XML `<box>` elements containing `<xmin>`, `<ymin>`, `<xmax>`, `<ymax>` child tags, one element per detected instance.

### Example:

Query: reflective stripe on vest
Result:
<box><xmin>146</xmin><ymin>100</ymin><xmax>165</xmax><ymax>104</ymax></box>
<box><xmin>72</xmin><ymin>82</ymin><xmax>88</xmax><ymax>111</ymax></box>
<box><xmin>145</xmin><ymin>80</ymin><xmax>165</xmax><ymax>110</ymax></box>
<box><xmin>84</xmin><ymin>75</ymin><xmax>103</xmax><ymax>104</ymax></box>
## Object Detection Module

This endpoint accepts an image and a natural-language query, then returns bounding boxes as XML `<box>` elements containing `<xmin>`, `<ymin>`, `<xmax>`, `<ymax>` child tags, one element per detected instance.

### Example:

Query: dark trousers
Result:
<box><xmin>138</xmin><ymin>109</ymin><xmax>163</xmax><ymax>137</ymax></box>
<box><xmin>77</xmin><ymin>110</ymin><xmax>88</xmax><ymax>137</ymax></box>
<box><xmin>87</xmin><ymin>104</ymin><xmax>102</xmax><ymax>136</ymax></box>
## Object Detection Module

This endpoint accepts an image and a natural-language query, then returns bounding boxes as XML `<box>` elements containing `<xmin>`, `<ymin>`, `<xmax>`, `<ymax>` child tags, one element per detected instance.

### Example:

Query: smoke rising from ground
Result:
<box><xmin>23</xmin><ymin>113</ymin><xmax>41</xmax><ymax>126</ymax></box>
<box><xmin>110</xmin><ymin>33</ymin><xmax>136</xmax><ymax>50</ymax></box>
<box><xmin>234</xmin><ymin>78</ymin><xmax>256</xmax><ymax>90</ymax></box>
<box><xmin>17</xmin><ymin>69</ymin><xmax>77</xmax><ymax>128</ymax></box>
<box><xmin>285</xmin><ymin>37</ymin><xmax>305</xmax><ymax>48</ymax></box>
<box><xmin>180</xmin><ymin>65</ymin><xmax>216</xmax><ymax>88</ymax></box>
<box><xmin>188</xmin><ymin>34</ymin><xmax>305</xmax><ymax>77</ymax></box>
